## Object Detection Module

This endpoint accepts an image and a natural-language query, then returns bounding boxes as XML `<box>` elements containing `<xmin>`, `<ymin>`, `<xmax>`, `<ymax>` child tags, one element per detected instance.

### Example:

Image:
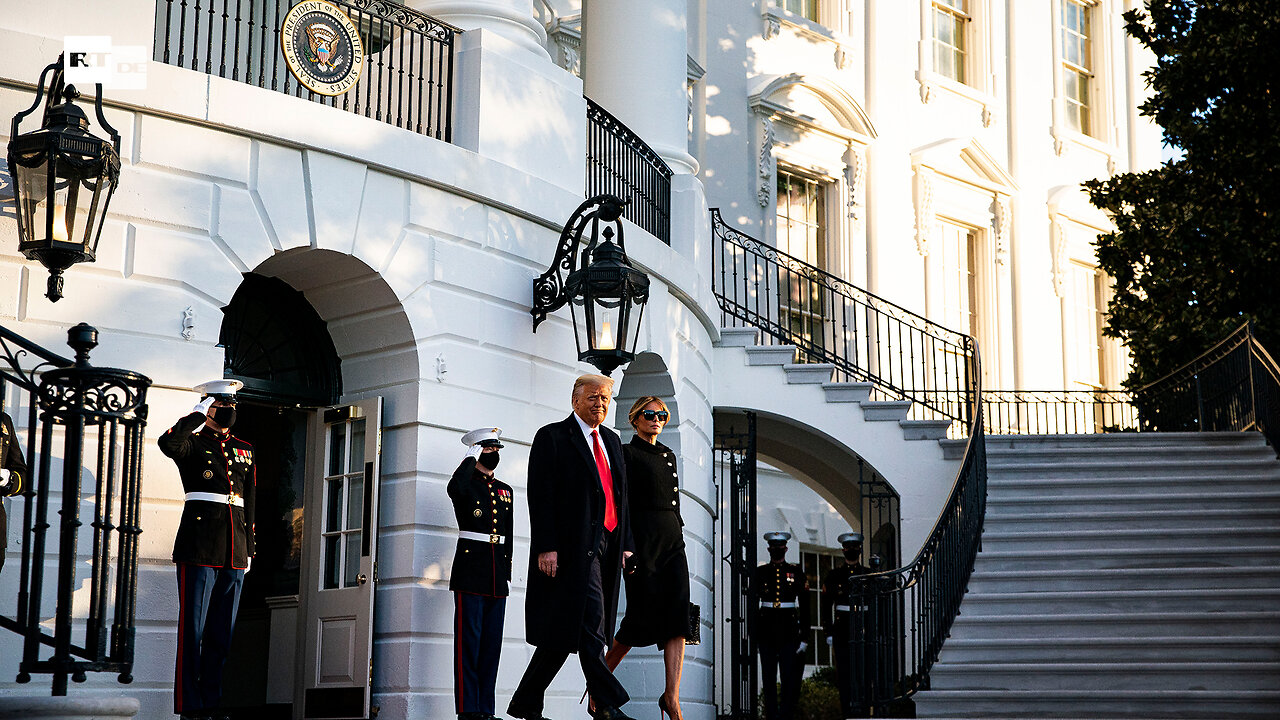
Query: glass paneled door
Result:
<box><xmin>298</xmin><ymin>398</ymin><xmax>382</xmax><ymax>720</ymax></box>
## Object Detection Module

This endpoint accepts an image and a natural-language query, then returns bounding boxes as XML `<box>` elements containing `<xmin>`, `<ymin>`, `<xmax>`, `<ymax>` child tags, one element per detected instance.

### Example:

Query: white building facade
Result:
<box><xmin>0</xmin><ymin>1</ymin><xmax>1158</xmax><ymax>718</ymax></box>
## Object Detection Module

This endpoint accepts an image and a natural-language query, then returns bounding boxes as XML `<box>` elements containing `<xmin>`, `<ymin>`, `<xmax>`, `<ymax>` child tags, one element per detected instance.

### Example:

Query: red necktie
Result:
<box><xmin>592</xmin><ymin>430</ymin><xmax>618</xmax><ymax>532</ymax></box>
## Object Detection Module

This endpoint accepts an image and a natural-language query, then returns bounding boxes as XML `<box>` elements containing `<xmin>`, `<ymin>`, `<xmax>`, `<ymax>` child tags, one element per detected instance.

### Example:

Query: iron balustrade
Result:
<box><xmin>843</xmin><ymin>347</ymin><xmax>986</xmax><ymax>713</ymax></box>
<box><xmin>711</xmin><ymin>209</ymin><xmax>971</xmax><ymax>424</ymax></box>
<box><xmin>153</xmin><ymin>0</ymin><xmax>458</xmax><ymax>141</ymax></box>
<box><xmin>0</xmin><ymin>323</ymin><xmax>151</xmax><ymax>695</ymax></box>
<box><xmin>1133</xmin><ymin>323</ymin><xmax>1280</xmax><ymax>450</ymax></box>
<box><xmin>981</xmin><ymin>389</ymin><xmax>1139</xmax><ymax>435</ymax></box>
<box><xmin>586</xmin><ymin>98</ymin><xmax>673</xmax><ymax>245</ymax></box>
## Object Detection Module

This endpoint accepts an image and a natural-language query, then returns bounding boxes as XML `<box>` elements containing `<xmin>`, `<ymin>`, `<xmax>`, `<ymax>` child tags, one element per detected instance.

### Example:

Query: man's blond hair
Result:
<box><xmin>572</xmin><ymin>373</ymin><xmax>615</xmax><ymax>399</ymax></box>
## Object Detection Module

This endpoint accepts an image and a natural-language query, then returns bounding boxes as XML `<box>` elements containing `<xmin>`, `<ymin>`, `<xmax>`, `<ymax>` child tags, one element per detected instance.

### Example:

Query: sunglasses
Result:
<box><xmin>640</xmin><ymin>410</ymin><xmax>669</xmax><ymax>422</ymax></box>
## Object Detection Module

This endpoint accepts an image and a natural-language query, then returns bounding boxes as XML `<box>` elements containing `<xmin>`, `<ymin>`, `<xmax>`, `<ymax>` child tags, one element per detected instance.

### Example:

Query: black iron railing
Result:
<box><xmin>154</xmin><ymin>0</ymin><xmax>458</xmax><ymax>141</ymax></box>
<box><xmin>982</xmin><ymin>389</ymin><xmax>1139</xmax><ymax>435</ymax></box>
<box><xmin>586</xmin><ymin>98</ymin><xmax>673</xmax><ymax>244</ymax></box>
<box><xmin>0</xmin><ymin>323</ymin><xmax>151</xmax><ymax>695</ymax></box>
<box><xmin>1133</xmin><ymin>323</ymin><xmax>1280</xmax><ymax>449</ymax></box>
<box><xmin>711</xmin><ymin>209</ymin><xmax>971</xmax><ymax>424</ymax></box>
<box><xmin>844</xmin><ymin>350</ymin><xmax>986</xmax><ymax>713</ymax></box>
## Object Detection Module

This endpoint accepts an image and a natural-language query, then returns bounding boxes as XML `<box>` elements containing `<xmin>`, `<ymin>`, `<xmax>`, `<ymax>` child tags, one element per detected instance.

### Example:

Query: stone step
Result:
<box><xmin>947</xmin><ymin>611</ymin><xmax>1280</xmax><ymax>640</ymax></box>
<box><xmin>987</xmin><ymin>489</ymin><xmax>1280</xmax><ymax>514</ymax></box>
<box><xmin>966</xmin><ymin>566</ymin><xmax>1280</xmax><ymax>593</ymax></box>
<box><xmin>979</xmin><ymin>525</ymin><xmax>1280</xmax><ymax>551</ymax></box>
<box><xmin>989</xmin><ymin>459</ymin><xmax>1280</xmax><ymax>483</ymax></box>
<box><xmin>983</xmin><ymin>431</ymin><xmax>1268</xmax><ymax>451</ymax></box>
<box><xmin>973</xmin><ymin>544</ymin><xmax>1280</xmax><ymax>571</ymax></box>
<box><xmin>715</xmin><ymin>326</ymin><xmax>759</xmax><ymax>347</ymax></box>
<box><xmin>956</xmin><ymin>587</ymin><xmax>1280</xmax><ymax>615</ymax></box>
<box><xmin>986</xmin><ymin>444</ymin><xmax>1279</xmax><ymax>464</ymax></box>
<box><xmin>821</xmin><ymin>381</ymin><xmax>873</xmax><ymax>403</ymax></box>
<box><xmin>984</xmin><ymin>507</ymin><xmax>1280</xmax><ymax>532</ymax></box>
<box><xmin>862</xmin><ymin>399</ymin><xmax>912</xmax><ymax>422</ymax></box>
<box><xmin>743</xmin><ymin>344</ymin><xmax>797</xmax><ymax>365</ymax></box>
<box><xmin>914</xmin><ymin>689</ymin><xmax>1280</xmax><ymax>719</ymax></box>
<box><xmin>936</xmin><ymin>635</ymin><xmax>1280</xmax><ymax>664</ymax></box>
<box><xmin>928</xmin><ymin>661</ymin><xmax>1280</xmax><ymax>691</ymax></box>
<box><xmin>900</xmin><ymin>419</ymin><xmax>953</xmax><ymax>440</ymax></box>
<box><xmin>782</xmin><ymin>362</ymin><xmax>834</xmax><ymax>384</ymax></box>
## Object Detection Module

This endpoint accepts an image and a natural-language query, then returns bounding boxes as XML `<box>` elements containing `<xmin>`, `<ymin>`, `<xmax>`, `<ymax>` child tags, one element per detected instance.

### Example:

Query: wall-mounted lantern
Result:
<box><xmin>7</xmin><ymin>55</ymin><xmax>122</xmax><ymax>302</ymax></box>
<box><xmin>532</xmin><ymin>195</ymin><xmax>650</xmax><ymax>376</ymax></box>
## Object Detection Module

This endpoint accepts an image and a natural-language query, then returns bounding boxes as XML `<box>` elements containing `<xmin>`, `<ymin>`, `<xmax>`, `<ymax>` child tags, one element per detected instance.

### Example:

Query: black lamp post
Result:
<box><xmin>532</xmin><ymin>194</ymin><xmax>651</xmax><ymax>376</ymax></box>
<box><xmin>7</xmin><ymin>55</ymin><xmax>122</xmax><ymax>302</ymax></box>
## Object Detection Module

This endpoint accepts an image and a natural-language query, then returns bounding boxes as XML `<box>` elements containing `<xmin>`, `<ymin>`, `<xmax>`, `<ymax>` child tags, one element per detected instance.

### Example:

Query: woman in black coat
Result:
<box><xmin>605</xmin><ymin>396</ymin><xmax>690</xmax><ymax>720</ymax></box>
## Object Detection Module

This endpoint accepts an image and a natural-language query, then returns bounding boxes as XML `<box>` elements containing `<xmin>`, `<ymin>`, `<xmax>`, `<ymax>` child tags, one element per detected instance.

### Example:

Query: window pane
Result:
<box><xmin>344</xmin><ymin>533</ymin><xmax>362</xmax><ymax>587</ymax></box>
<box><xmin>328</xmin><ymin>423</ymin><xmax>346</xmax><ymax>477</ymax></box>
<box><xmin>349</xmin><ymin>418</ymin><xmax>366</xmax><ymax>472</ymax></box>
<box><xmin>347</xmin><ymin>475</ymin><xmax>364</xmax><ymax>530</ymax></box>
<box><xmin>323</xmin><ymin>535</ymin><xmax>340</xmax><ymax>590</ymax></box>
<box><xmin>326</xmin><ymin>478</ymin><xmax>343</xmax><ymax>532</ymax></box>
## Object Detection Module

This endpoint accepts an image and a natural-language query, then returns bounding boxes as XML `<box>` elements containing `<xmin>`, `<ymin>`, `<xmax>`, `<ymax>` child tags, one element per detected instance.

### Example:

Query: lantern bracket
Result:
<box><xmin>531</xmin><ymin>194</ymin><xmax>629</xmax><ymax>332</ymax></box>
<box><xmin>10</xmin><ymin>55</ymin><xmax>121</xmax><ymax>155</ymax></box>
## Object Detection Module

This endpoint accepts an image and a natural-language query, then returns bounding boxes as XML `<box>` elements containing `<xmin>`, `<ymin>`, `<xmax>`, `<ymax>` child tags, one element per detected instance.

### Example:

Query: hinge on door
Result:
<box><xmin>369</xmin><ymin>658</ymin><xmax>374</xmax><ymax>686</ymax></box>
<box><xmin>373</xmin><ymin>560</ymin><xmax>378</xmax><ymax>584</ymax></box>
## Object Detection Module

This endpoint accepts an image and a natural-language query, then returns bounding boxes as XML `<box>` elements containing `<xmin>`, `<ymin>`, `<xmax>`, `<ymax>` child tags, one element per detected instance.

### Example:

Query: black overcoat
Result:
<box><xmin>524</xmin><ymin>414</ymin><xmax>632</xmax><ymax>652</ymax></box>
<box><xmin>1</xmin><ymin>411</ymin><xmax>29</xmax><ymax>554</ymax></box>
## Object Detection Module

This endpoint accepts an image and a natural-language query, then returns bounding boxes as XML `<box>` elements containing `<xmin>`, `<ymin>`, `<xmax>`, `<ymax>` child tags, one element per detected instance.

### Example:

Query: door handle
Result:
<box><xmin>357</xmin><ymin>573</ymin><xmax>368</xmax><ymax>586</ymax></box>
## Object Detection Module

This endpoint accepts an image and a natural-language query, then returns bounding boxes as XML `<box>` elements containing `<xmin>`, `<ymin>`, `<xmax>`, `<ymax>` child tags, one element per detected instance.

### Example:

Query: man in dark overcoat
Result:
<box><xmin>0</xmin><ymin>409</ymin><xmax>29</xmax><ymax>573</ymax></box>
<box><xmin>158</xmin><ymin>379</ymin><xmax>256</xmax><ymax>720</ymax></box>
<box><xmin>508</xmin><ymin>374</ymin><xmax>635</xmax><ymax>720</ymax></box>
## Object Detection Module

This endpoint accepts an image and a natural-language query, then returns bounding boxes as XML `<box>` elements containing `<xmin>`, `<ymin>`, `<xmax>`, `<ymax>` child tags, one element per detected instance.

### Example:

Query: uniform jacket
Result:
<box><xmin>448</xmin><ymin>457</ymin><xmax>514</xmax><ymax>597</ymax></box>
<box><xmin>158</xmin><ymin>411</ymin><xmax>256</xmax><ymax>568</ymax></box>
<box><xmin>821</xmin><ymin>562</ymin><xmax>871</xmax><ymax>638</ymax></box>
<box><xmin>0</xmin><ymin>411</ymin><xmax>28</xmax><ymax>550</ymax></box>
<box><xmin>524</xmin><ymin>414</ymin><xmax>633</xmax><ymax>652</ymax></box>
<box><xmin>753</xmin><ymin>560</ymin><xmax>809</xmax><ymax>644</ymax></box>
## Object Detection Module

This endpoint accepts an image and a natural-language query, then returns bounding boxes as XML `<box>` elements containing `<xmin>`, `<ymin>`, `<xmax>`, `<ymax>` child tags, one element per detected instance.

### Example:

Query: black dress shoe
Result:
<box><xmin>506</xmin><ymin>709</ymin><xmax>550</xmax><ymax>720</ymax></box>
<box><xmin>593</xmin><ymin>708</ymin><xmax>633</xmax><ymax>720</ymax></box>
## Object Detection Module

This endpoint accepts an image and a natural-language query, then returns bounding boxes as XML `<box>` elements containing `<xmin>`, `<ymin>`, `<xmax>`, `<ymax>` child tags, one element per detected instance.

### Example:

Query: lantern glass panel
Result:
<box><xmin>13</xmin><ymin>155</ymin><xmax>49</xmax><ymax>244</ymax></box>
<box><xmin>590</xmin><ymin>300</ymin><xmax>623</xmax><ymax>352</ymax></box>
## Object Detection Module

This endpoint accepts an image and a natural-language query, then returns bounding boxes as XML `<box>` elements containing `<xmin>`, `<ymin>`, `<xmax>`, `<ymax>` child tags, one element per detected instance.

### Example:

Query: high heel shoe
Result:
<box><xmin>657</xmin><ymin>694</ymin><xmax>681</xmax><ymax>720</ymax></box>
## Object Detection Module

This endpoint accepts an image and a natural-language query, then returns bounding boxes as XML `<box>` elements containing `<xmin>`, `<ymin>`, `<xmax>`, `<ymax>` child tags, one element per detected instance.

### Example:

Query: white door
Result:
<box><xmin>297</xmin><ymin>398</ymin><xmax>382</xmax><ymax>720</ymax></box>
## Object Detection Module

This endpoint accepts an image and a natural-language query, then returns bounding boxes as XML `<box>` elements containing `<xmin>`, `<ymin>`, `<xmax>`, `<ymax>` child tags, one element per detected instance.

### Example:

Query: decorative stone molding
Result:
<box><xmin>758</xmin><ymin>116</ymin><xmax>775</xmax><ymax>208</ymax></box>
<box><xmin>546</xmin><ymin>17</ymin><xmax>582</xmax><ymax>77</ymax></box>
<box><xmin>1049</xmin><ymin>215</ymin><xmax>1067</xmax><ymax>297</ymax></box>
<box><xmin>844</xmin><ymin>148</ymin><xmax>865</xmax><ymax>222</ymax></box>
<box><xmin>919</xmin><ymin>78</ymin><xmax>933</xmax><ymax>104</ymax></box>
<box><xmin>992</xmin><ymin>197</ymin><xmax>1010</xmax><ymax>267</ymax></box>
<box><xmin>982</xmin><ymin>104</ymin><xmax>994</xmax><ymax>128</ymax></box>
<box><xmin>181</xmin><ymin>306</ymin><xmax>196</xmax><ymax>340</ymax></box>
<box><xmin>913</xmin><ymin>166</ymin><xmax>935</xmax><ymax>256</ymax></box>
<box><xmin>835</xmin><ymin>45</ymin><xmax>851</xmax><ymax>70</ymax></box>
<box><xmin>764</xmin><ymin>14</ymin><xmax>782</xmax><ymax>39</ymax></box>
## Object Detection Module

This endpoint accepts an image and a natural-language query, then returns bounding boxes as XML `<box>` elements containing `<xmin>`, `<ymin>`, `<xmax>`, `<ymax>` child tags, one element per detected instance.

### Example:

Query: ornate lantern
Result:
<box><xmin>7</xmin><ymin>55</ymin><xmax>122</xmax><ymax>302</ymax></box>
<box><xmin>532</xmin><ymin>195</ymin><xmax>651</xmax><ymax>376</ymax></box>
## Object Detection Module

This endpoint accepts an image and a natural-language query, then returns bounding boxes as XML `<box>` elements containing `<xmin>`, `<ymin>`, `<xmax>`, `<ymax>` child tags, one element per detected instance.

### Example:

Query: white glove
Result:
<box><xmin>0</xmin><ymin>468</ymin><xmax>10</xmax><ymax>482</ymax></box>
<box><xmin>244</xmin><ymin>557</ymin><xmax>252</xmax><ymax>574</ymax></box>
<box><xmin>826</xmin><ymin>636</ymin><xmax>834</xmax><ymax>646</ymax></box>
<box><xmin>797</xmin><ymin>641</ymin><xmax>808</xmax><ymax>654</ymax></box>
<box><xmin>465</xmin><ymin>443</ymin><xmax>484</xmax><ymax>461</ymax></box>
<box><xmin>194</xmin><ymin>397</ymin><xmax>216</xmax><ymax>415</ymax></box>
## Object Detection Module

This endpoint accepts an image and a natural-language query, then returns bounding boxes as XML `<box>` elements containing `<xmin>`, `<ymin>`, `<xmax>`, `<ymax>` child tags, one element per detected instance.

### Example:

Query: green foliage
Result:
<box><xmin>759</xmin><ymin>668</ymin><xmax>843</xmax><ymax>720</ymax></box>
<box><xmin>1083</xmin><ymin>0</ymin><xmax>1280</xmax><ymax>387</ymax></box>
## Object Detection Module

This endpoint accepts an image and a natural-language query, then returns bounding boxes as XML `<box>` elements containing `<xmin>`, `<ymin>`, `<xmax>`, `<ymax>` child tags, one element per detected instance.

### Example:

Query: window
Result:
<box><xmin>1061</xmin><ymin>0</ymin><xmax>1094</xmax><ymax>135</ymax></box>
<box><xmin>1065</xmin><ymin>261</ymin><xmax>1104</xmax><ymax>389</ymax></box>
<box><xmin>778</xmin><ymin>0</ymin><xmax>820</xmax><ymax>23</ymax></box>
<box><xmin>776</xmin><ymin>169</ymin><xmax>828</xmax><ymax>353</ymax></box>
<box><xmin>800</xmin><ymin>549</ymin><xmax>841</xmax><ymax>668</ymax></box>
<box><xmin>938</xmin><ymin>220</ymin><xmax>979</xmax><ymax>339</ymax></box>
<box><xmin>932</xmin><ymin>0</ymin><xmax>969</xmax><ymax>84</ymax></box>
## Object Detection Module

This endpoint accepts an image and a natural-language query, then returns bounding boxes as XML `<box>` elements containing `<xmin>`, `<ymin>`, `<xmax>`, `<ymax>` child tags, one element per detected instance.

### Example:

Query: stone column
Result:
<box><xmin>408</xmin><ymin>0</ymin><xmax>548</xmax><ymax>59</ymax></box>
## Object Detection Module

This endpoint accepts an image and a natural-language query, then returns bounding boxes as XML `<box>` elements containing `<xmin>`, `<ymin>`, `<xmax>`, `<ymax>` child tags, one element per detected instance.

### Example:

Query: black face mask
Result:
<box><xmin>477</xmin><ymin>450</ymin><xmax>500</xmax><ymax>470</ymax></box>
<box><xmin>211</xmin><ymin>406</ymin><xmax>237</xmax><ymax>429</ymax></box>
<box><xmin>768</xmin><ymin>547</ymin><xmax>787</xmax><ymax>562</ymax></box>
<box><xmin>844</xmin><ymin>548</ymin><xmax>862</xmax><ymax>563</ymax></box>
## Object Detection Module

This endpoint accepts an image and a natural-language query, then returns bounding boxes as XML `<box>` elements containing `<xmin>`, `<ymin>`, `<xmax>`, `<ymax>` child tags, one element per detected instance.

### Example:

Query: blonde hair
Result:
<box><xmin>628</xmin><ymin>396</ymin><xmax>670</xmax><ymax>427</ymax></box>
<box><xmin>572</xmin><ymin>373</ymin><xmax>615</xmax><ymax>399</ymax></box>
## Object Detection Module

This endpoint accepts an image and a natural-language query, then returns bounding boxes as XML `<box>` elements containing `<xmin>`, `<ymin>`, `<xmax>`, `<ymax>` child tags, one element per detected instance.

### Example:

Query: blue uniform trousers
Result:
<box><xmin>454</xmin><ymin>592</ymin><xmax>506</xmax><ymax>715</ymax></box>
<box><xmin>175</xmin><ymin>563</ymin><xmax>244</xmax><ymax>714</ymax></box>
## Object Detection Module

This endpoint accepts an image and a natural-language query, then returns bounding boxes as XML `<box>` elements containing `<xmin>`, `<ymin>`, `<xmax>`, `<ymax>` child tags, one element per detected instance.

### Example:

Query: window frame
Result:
<box><xmin>931</xmin><ymin>0</ymin><xmax>971</xmax><ymax>86</ymax></box>
<box><xmin>1051</xmin><ymin>0</ymin><xmax>1118</xmax><ymax>155</ymax></box>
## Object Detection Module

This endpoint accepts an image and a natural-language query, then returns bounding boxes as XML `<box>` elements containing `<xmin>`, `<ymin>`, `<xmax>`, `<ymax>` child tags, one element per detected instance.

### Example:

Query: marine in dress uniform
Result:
<box><xmin>753</xmin><ymin>531</ymin><xmax>809</xmax><ymax>720</ymax></box>
<box><xmin>158</xmin><ymin>379</ymin><xmax>255</xmax><ymax>720</ymax></box>
<box><xmin>0</xmin><ymin>409</ymin><xmax>29</xmax><ymax>573</ymax></box>
<box><xmin>822</xmin><ymin>532</ymin><xmax>872</xmax><ymax>718</ymax></box>
<box><xmin>450</xmin><ymin>427</ymin><xmax>514</xmax><ymax>720</ymax></box>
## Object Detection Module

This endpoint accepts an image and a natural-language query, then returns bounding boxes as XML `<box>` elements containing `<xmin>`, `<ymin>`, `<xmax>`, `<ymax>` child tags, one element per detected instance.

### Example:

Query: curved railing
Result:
<box><xmin>587</xmin><ymin>98</ymin><xmax>673</xmax><ymax>244</ymax></box>
<box><xmin>712</xmin><ymin>208</ymin><xmax>971</xmax><ymax>423</ymax></box>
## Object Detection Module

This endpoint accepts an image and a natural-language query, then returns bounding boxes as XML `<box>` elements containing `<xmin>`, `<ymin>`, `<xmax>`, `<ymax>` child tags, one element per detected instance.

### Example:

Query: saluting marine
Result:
<box><xmin>158</xmin><ymin>379</ymin><xmax>256</xmax><ymax>720</ymax></box>
<box><xmin>753</xmin><ymin>531</ymin><xmax>809</xmax><ymax>720</ymax></box>
<box><xmin>449</xmin><ymin>427</ymin><xmax>514</xmax><ymax>720</ymax></box>
<box><xmin>822</xmin><ymin>532</ymin><xmax>873</xmax><ymax>718</ymax></box>
<box><xmin>0</xmin><ymin>409</ymin><xmax>29</xmax><ymax>573</ymax></box>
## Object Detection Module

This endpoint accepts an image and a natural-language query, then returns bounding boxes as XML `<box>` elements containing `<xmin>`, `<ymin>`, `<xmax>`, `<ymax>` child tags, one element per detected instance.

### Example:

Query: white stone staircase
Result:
<box><xmin>914</xmin><ymin>432</ymin><xmax>1280</xmax><ymax>719</ymax></box>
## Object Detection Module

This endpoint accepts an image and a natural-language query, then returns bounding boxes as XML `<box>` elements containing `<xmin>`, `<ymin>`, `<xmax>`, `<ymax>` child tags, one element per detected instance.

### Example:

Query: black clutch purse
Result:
<box><xmin>685</xmin><ymin>602</ymin><xmax>701</xmax><ymax>645</ymax></box>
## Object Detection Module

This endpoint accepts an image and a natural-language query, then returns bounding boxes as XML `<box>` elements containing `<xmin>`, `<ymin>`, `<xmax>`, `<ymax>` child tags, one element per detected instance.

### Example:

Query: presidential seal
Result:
<box><xmin>280</xmin><ymin>0</ymin><xmax>365</xmax><ymax>96</ymax></box>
